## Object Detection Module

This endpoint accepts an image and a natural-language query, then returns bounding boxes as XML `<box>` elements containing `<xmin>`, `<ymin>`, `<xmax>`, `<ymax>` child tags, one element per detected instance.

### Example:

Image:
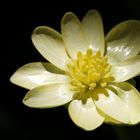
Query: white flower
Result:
<box><xmin>10</xmin><ymin>10</ymin><xmax>140</xmax><ymax>131</ymax></box>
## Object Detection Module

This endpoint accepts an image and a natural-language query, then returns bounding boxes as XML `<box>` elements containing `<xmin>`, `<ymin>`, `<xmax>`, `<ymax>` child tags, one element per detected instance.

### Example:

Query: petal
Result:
<box><xmin>61</xmin><ymin>12</ymin><xmax>88</xmax><ymax>58</ymax></box>
<box><xmin>104</xmin><ymin>115</ymin><xmax>122</xmax><ymax>124</ymax></box>
<box><xmin>112</xmin><ymin>55</ymin><xmax>140</xmax><ymax>82</ymax></box>
<box><xmin>106</xmin><ymin>20</ymin><xmax>140</xmax><ymax>65</ymax></box>
<box><xmin>32</xmin><ymin>26</ymin><xmax>69</xmax><ymax>70</ymax></box>
<box><xmin>68</xmin><ymin>98</ymin><xmax>104</xmax><ymax>131</ymax></box>
<box><xmin>23</xmin><ymin>83</ymin><xmax>74</xmax><ymax>108</ymax></box>
<box><xmin>82</xmin><ymin>10</ymin><xmax>105</xmax><ymax>55</ymax></box>
<box><xmin>97</xmin><ymin>109</ymin><xmax>122</xmax><ymax>124</ymax></box>
<box><xmin>10</xmin><ymin>62</ymin><xmax>69</xmax><ymax>89</ymax></box>
<box><xmin>94</xmin><ymin>88</ymin><xmax>130</xmax><ymax>123</ymax></box>
<box><xmin>111</xmin><ymin>82</ymin><xmax>140</xmax><ymax>124</ymax></box>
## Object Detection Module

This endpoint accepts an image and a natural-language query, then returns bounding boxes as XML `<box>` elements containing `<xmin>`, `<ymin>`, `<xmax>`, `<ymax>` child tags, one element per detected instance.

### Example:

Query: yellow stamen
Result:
<box><xmin>67</xmin><ymin>49</ymin><xmax>114</xmax><ymax>102</ymax></box>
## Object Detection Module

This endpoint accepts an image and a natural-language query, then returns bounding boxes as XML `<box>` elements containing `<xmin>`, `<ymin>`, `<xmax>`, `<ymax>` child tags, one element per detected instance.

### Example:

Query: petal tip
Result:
<box><xmin>9</xmin><ymin>72</ymin><xmax>20</xmax><ymax>86</ymax></box>
<box><xmin>9</xmin><ymin>74</ymin><xmax>15</xmax><ymax>84</ymax></box>
<box><xmin>68</xmin><ymin>99</ymin><xmax>104</xmax><ymax>131</ymax></box>
<box><xmin>86</xmin><ymin>9</ymin><xmax>100</xmax><ymax>15</ymax></box>
<box><xmin>61</xmin><ymin>11</ymin><xmax>79</xmax><ymax>25</ymax></box>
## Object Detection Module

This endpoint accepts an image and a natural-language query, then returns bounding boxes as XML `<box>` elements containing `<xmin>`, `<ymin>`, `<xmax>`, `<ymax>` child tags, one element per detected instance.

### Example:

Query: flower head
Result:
<box><xmin>10</xmin><ymin>10</ymin><xmax>140</xmax><ymax>131</ymax></box>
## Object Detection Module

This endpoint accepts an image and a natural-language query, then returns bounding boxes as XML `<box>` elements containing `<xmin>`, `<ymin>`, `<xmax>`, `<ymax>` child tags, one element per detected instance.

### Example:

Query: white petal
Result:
<box><xmin>68</xmin><ymin>98</ymin><xmax>104</xmax><ymax>131</ymax></box>
<box><xmin>23</xmin><ymin>83</ymin><xmax>74</xmax><ymax>108</ymax></box>
<box><xmin>104</xmin><ymin>115</ymin><xmax>122</xmax><ymax>124</ymax></box>
<box><xmin>10</xmin><ymin>62</ymin><xmax>69</xmax><ymax>89</ymax></box>
<box><xmin>112</xmin><ymin>55</ymin><xmax>140</xmax><ymax>82</ymax></box>
<box><xmin>32</xmin><ymin>26</ymin><xmax>69</xmax><ymax>70</ymax></box>
<box><xmin>82</xmin><ymin>10</ymin><xmax>105</xmax><ymax>55</ymax></box>
<box><xmin>97</xmin><ymin>109</ymin><xmax>122</xmax><ymax>124</ymax></box>
<box><xmin>106</xmin><ymin>20</ymin><xmax>140</xmax><ymax>65</ymax></box>
<box><xmin>111</xmin><ymin>82</ymin><xmax>140</xmax><ymax>124</ymax></box>
<box><xmin>94</xmin><ymin>88</ymin><xmax>130</xmax><ymax>123</ymax></box>
<box><xmin>61</xmin><ymin>12</ymin><xmax>88</xmax><ymax>58</ymax></box>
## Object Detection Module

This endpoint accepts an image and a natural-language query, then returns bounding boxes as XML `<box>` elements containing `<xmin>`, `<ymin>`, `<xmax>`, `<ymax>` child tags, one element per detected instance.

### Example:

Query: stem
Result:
<box><xmin>112</xmin><ymin>126</ymin><xmax>130</xmax><ymax>140</ymax></box>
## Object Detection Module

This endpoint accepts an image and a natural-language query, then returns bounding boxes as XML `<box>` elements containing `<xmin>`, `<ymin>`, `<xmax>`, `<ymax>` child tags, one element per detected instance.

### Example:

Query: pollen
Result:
<box><xmin>67</xmin><ymin>49</ymin><xmax>114</xmax><ymax>97</ymax></box>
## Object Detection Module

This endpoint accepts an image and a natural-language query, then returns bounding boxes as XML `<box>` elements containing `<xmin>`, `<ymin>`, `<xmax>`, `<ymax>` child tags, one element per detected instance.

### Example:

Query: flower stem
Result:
<box><xmin>112</xmin><ymin>126</ymin><xmax>130</xmax><ymax>140</ymax></box>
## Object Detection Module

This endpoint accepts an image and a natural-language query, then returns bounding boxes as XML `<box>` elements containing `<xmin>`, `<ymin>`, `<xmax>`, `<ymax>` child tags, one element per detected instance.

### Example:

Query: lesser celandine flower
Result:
<box><xmin>10</xmin><ymin>10</ymin><xmax>140</xmax><ymax>131</ymax></box>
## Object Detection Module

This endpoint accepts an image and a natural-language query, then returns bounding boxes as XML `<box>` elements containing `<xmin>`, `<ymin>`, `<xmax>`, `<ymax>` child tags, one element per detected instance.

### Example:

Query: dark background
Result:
<box><xmin>1</xmin><ymin>0</ymin><xmax>140</xmax><ymax>140</ymax></box>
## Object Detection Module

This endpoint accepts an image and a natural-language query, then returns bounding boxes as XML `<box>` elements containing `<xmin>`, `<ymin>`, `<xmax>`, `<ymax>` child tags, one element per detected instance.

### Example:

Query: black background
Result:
<box><xmin>1</xmin><ymin>0</ymin><xmax>140</xmax><ymax>140</ymax></box>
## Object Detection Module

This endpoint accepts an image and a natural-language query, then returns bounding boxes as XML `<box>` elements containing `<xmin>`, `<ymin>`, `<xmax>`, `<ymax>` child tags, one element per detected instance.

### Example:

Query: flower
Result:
<box><xmin>10</xmin><ymin>10</ymin><xmax>140</xmax><ymax>131</ymax></box>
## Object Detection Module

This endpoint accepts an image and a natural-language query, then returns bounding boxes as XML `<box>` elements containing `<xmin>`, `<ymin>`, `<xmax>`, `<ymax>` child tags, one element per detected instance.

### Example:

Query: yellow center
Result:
<box><xmin>67</xmin><ymin>49</ymin><xmax>114</xmax><ymax>103</ymax></box>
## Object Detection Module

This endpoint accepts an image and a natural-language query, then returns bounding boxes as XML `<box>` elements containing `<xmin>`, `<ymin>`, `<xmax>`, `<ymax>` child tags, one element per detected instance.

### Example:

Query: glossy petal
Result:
<box><xmin>82</xmin><ymin>10</ymin><xmax>105</xmax><ymax>55</ymax></box>
<box><xmin>111</xmin><ymin>82</ymin><xmax>140</xmax><ymax>124</ymax></box>
<box><xmin>23</xmin><ymin>83</ymin><xmax>74</xmax><ymax>108</ymax></box>
<box><xmin>68</xmin><ymin>98</ymin><xmax>104</xmax><ymax>131</ymax></box>
<box><xmin>61</xmin><ymin>12</ymin><xmax>88</xmax><ymax>58</ymax></box>
<box><xmin>97</xmin><ymin>109</ymin><xmax>122</xmax><ymax>124</ymax></box>
<box><xmin>106</xmin><ymin>20</ymin><xmax>140</xmax><ymax>65</ymax></box>
<box><xmin>10</xmin><ymin>62</ymin><xmax>69</xmax><ymax>89</ymax></box>
<box><xmin>112</xmin><ymin>55</ymin><xmax>140</xmax><ymax>82</ymax></box>
<box><xmin>104</xmin><ymin>115</ymin><xmax>122</xmax><ymax>124</ymax></box>
<box><xmin>32</xmin><ymin>26</ymin><xmax>69</xmax><ymax>70</ymax></box>
<box><xmin>94</xmin><ymin>89</ymin><xmax>130</xmax><ymax>123</ymax></box>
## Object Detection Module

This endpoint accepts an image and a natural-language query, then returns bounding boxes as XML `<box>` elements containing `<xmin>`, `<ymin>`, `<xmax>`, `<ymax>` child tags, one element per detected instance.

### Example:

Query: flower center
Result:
<box><xmin>67</xmin><ymin>49</ymin><xmax>114</xmax><ymax>102</ymax></box>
